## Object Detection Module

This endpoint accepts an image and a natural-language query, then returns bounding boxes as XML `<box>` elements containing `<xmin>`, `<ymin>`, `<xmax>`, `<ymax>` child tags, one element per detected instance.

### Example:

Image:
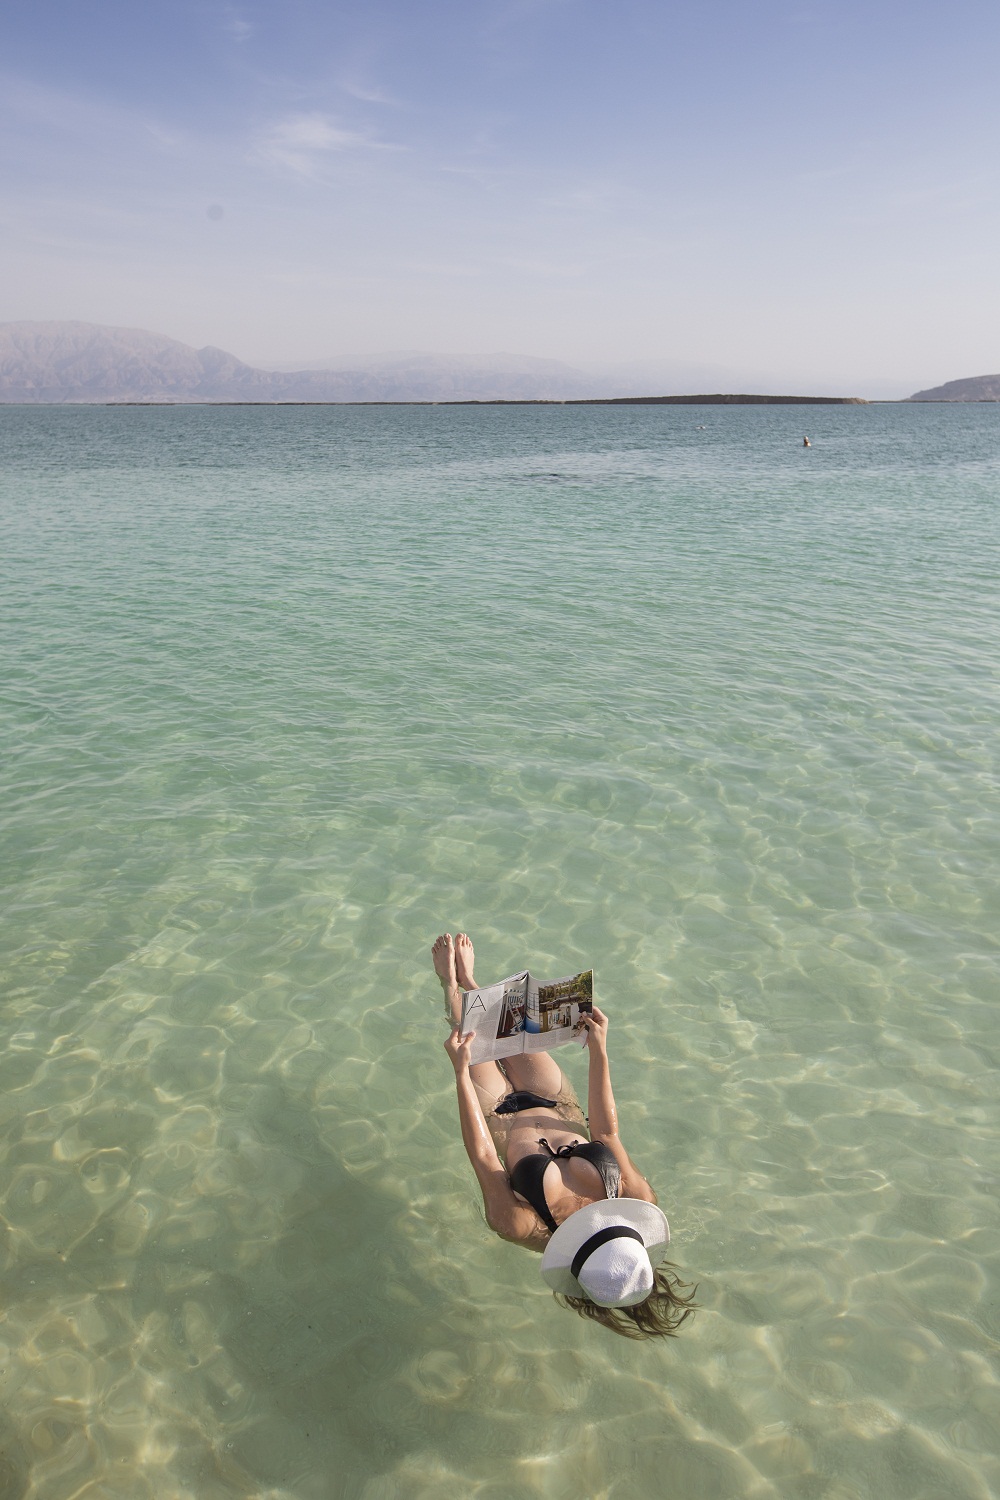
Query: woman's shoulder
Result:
<box><xmin>589</xmin><ymin>1131</ymin><xmax>658</xmax><ymax>1204</ymax></box>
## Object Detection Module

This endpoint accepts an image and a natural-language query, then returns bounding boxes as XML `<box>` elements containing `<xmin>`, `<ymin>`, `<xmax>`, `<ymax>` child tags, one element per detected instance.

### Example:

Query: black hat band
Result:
<box><xmin>570</xmin><ymin>1225</ymin><xmax>644</xmax><ymax>1282</ymax></box>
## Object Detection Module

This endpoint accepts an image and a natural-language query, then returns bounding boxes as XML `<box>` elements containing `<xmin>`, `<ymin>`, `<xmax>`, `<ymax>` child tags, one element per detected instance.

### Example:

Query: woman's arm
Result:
<box><xmin>581</xmin><ymin>1007</ymin><xmax>658</xmax><ymax>1204</ymax></box>
<box><xmin>445</xmin><ymin>1028</ymin><xmax>541</xmax><ymax>1242</ymax></box>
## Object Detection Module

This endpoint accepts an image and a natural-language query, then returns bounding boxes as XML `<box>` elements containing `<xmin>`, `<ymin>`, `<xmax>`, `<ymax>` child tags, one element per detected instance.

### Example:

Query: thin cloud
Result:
<box><xmin>339</xmin><ymin>79</ymin><xmax>400</xmax><ymax>108</ymax></box>
<box><xmin>254</xmin><ymin>112</ymin><xmax>392</xmax><ymax>176</ymax></box>
<box><xmin>0</xmin><ymin>73</ymin><xmax>193</xmax><ymax>159</ymax></box>
<box><xmin>222</xmin><ymin>8</ymin><xmax>254</xmax><ymax>42</ymax></box>
<box><xmin>2</xmin><ymin>73</ymin><xmax>128</xmax><ymax>135</ymax></box>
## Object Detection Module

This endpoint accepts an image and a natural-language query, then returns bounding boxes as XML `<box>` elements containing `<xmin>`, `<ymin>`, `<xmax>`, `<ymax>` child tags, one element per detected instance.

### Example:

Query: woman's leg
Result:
<box><xmin>452</xmin><ymin>933</ymin><xmax>564</xmax><ymax>1099</ymax></box>
<box><xmin>497</xmin><ymin>1050</ymin><xmax>566</xmax><ymax>1098</ymax></box>
<box><xmin>432</xmin><ymin>932</ymin><xmax>508</xmax><ymax>1101</ymax></box>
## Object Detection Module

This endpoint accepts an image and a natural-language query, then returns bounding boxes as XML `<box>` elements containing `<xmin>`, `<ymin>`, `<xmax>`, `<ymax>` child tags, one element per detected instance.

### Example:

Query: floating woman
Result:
<box><xmin>432</xmin><ymin>932</ymin><xmax>697</xmax><ymax>1339</ymax></box>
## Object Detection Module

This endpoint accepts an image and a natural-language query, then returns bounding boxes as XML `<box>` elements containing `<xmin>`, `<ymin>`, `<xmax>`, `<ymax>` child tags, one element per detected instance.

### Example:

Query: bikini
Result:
<box><xmin>497</xmin><ymin>1091</ymin><xmax>622</xmax><ymax>1234</ymax></box>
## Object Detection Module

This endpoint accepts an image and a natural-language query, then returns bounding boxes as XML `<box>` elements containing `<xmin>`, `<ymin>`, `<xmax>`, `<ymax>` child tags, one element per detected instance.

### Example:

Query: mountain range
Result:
<box><xmin>0</xmin><ymin>320</ymin><xmax>977</xmax><ymax>403</ymax></box>
<box><xmin>0</xmin><ymin>322</ymin><xmax>671</xmax><ymax>403</ymax></box>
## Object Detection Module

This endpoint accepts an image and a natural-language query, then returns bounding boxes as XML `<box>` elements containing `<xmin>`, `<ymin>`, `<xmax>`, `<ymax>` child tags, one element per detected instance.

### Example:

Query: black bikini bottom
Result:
<box><xmin>494</xmin><ymin>1090</ymin><xmax>558</xmax><ymax>1115</ymax></box>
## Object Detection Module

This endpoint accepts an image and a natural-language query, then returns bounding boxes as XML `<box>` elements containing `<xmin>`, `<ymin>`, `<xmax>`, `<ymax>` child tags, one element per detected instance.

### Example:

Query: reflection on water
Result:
<box><xmin>1</xmin><ymin>402</ymin><xmax>999</xmax><ymax>1498</ymax></box>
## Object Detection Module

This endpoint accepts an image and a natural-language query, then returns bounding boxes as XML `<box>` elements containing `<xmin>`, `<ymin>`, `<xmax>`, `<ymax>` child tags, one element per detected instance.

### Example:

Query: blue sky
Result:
<box><xmin>2</xmin><ymin>0</ymin><xmax>998</xmax><ymax>391</ymax></box>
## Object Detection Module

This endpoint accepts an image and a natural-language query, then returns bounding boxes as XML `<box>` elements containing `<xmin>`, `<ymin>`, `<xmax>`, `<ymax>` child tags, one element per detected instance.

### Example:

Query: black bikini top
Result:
<box><xmin>508</xmin><ymin>1137</ymin><xmax>622</xmax><ymax>1234</ymax></box>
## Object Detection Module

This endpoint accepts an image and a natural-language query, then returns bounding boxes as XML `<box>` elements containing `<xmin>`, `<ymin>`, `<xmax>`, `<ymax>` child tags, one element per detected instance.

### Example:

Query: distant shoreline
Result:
<box><xmin>64</xmin><ymin>393</ymin><xmax>872</xmax><ymax>408</ymax></box>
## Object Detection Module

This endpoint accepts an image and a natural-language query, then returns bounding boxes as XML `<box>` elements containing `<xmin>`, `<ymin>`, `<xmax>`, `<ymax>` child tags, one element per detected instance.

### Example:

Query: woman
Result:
<box><xmin>432</xmin><ymin>933</ymin><xmax>696</xmax><ymax>1339</ymax></box>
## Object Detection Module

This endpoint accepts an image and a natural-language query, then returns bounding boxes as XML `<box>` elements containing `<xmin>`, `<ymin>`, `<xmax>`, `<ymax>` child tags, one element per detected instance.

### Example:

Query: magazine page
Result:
<box><xmin>523</xmin><ymin>971</ymin><xmax>540</xmax><ymax>1040</ymax></box>
<box><xmin>460</xmin><ymin>972</ymin><xmax>529</xmax><ymax>1066</ymax></box>
<box><xmin>522</xmin><ymin>969</ymin><xmax>594</xmax><ymax>1054</ymax></box>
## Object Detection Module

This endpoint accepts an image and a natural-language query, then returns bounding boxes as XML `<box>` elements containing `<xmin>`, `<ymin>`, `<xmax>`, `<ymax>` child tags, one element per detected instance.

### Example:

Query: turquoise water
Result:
<box><xmin>1</xmin><ymin>401</ymin><xmax>998</xmax><ymax>1499</ymax></box>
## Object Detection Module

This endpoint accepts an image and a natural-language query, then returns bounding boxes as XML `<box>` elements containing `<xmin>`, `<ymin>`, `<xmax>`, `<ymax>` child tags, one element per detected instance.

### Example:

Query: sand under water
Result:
<box><xmin>1</xmin><ymin>400</ymin><xmax>998</xmax><ymax>1498</ymax></box>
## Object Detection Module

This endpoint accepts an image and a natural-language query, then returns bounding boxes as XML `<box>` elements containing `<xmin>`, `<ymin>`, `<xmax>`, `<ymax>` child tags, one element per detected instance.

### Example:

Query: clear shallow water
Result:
<box><xmin>1</xmin><ymin>401</ymin><xmax>998</xmax><ymax>1499</ymax></box>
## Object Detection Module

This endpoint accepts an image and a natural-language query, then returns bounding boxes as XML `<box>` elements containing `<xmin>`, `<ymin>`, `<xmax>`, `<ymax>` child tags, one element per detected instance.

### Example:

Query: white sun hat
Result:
<box><xmin>540</xmin><ymin>1198</ymin><xmax>670</xmax><ymax>1308</ymax></box>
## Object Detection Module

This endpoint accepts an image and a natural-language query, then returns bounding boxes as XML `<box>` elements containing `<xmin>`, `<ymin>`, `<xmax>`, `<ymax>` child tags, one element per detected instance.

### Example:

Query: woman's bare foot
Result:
<box><xmin>454</xmin><ymin>932</ymin><xmax>476</xmax><ymax>991</ymax></box>
<box><xmin>432</xmin><ymin>932</ymin><xmax>456</xmax><ymax>986</ymax></box>
<box><xmin>432</xmin><ymin>933</ymin><xmax>462</xmax><ymax>1023</ymax></box>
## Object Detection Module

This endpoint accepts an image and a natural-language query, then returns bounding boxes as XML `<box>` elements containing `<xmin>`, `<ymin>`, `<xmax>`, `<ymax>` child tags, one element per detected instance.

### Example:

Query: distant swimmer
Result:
<box><xmin>803</xmin><ymin>436</ymin><xmax>811</xmax><ymax>447</ymax></box>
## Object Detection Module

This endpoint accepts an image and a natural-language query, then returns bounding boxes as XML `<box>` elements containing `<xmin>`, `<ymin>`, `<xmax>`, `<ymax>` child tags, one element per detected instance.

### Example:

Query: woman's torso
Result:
<box><xmin>502</xmin><ymin>1107</ymin><xmax>620</xmax><ymax>1231</ymax></box>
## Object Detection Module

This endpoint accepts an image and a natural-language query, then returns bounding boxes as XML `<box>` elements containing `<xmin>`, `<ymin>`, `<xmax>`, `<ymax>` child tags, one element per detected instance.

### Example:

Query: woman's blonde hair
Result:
<box><xmin>555</xmin><ymin>1264</ymin><xmax>698</xmax><ymax>1339</ymax></box>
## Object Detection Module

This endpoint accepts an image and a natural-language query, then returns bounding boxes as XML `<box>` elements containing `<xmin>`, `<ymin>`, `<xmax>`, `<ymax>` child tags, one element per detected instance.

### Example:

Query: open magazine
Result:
<box><xmin>459</xmin><ymin>968</ymin><xmax>594</xmax><ymax>1067</ymax></box>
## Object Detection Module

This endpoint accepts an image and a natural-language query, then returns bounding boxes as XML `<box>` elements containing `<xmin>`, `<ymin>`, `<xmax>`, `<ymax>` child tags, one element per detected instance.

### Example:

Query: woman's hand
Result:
<box><xmin>444</xmin><ymin>1025</ymin><xmax>476</xmax><ymax>1073</ymax></box>
<box><xmin>580</xmin><ymin>1004</ymin><xmax>609</xmax><ymax>1054</ymax></box>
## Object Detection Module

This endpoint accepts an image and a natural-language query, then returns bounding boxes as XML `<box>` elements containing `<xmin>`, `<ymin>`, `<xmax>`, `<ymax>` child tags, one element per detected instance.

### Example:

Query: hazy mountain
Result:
<box><xmin>0</xmin><ymin>322</ymin><xmax>273</xmax><ymax>403</ymax></box>
<box><xmin>269</xmin><ymin>349</ymin><xmax>755</xmax><ymax>398</ymax></box>
<box><xmin>274</xmin><ymin>349</ymin><xmax>886</xmax><ymax>399</ymax></box>
<box><xmin>908</xmin><ymin>372</ymin><xmax>1000</xmax><ymax>401</ymax></box>
<box><xmin>0</xmin><ymin>323</ymin><xmax>603</xmax><ymax>402</ymax></box>
<box><xmin>0</xmin><ymin>321</ymin><xmax>880</xmax><ymax>403</ymax></box>
<box><xmin>267</xmin><ymin>348</ymin><xmax>602</xmax><ymax>397</ymax></box>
